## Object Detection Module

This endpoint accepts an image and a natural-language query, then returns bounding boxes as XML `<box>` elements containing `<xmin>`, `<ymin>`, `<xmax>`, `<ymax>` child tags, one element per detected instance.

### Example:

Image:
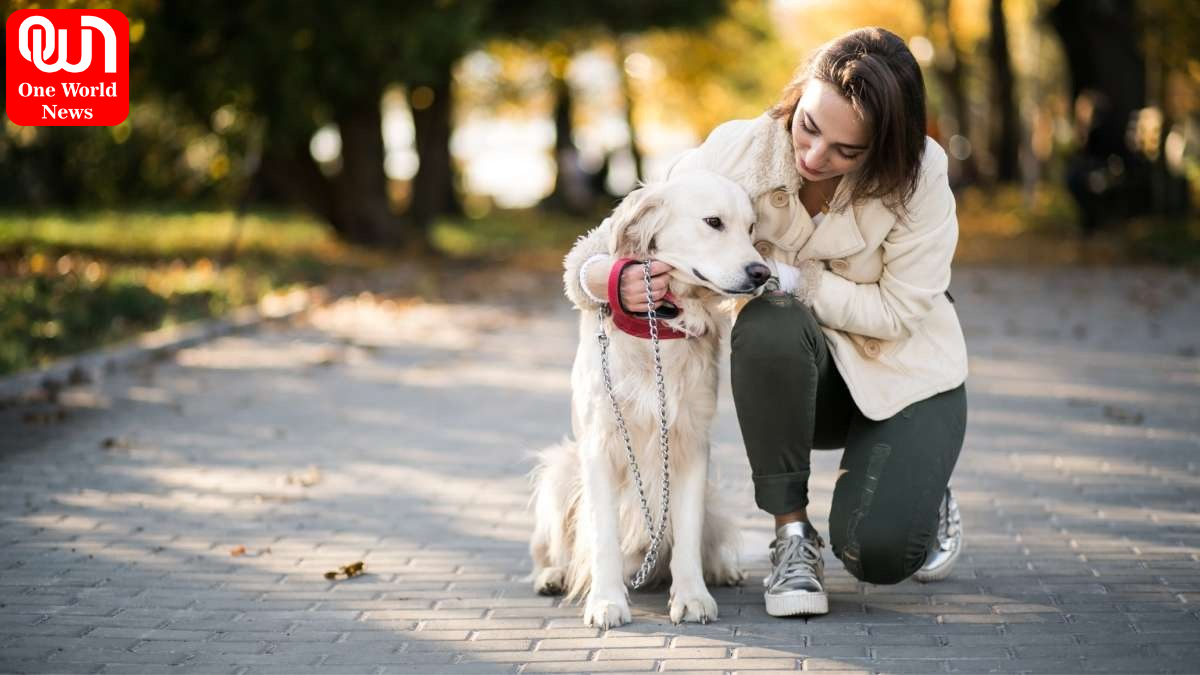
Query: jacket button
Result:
<box><xmin>754</xmin><ymin>241</ymin><xmax>772</xmax><ymax>256</ymax></box>
<box><xmin>830</xmin><ymin>259</ymin><xmax>850</xmax><ymax>273</ymax></box>
<box><xmin>863</xmin><ymin>338</ymin><xmax>882</xmax><ymax>358</ymax></box>
<box><xmin>769</xmin><ymin>189</ymin><xmax>789</xmax><ymax>209</ymax></box>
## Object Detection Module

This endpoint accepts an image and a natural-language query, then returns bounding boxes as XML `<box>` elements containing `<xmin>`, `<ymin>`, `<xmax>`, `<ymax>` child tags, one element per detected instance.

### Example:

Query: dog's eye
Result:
<box><xmin>704</xmin><ymin>217</ymin><xmax>724</xmax><ymax>230</ymax></box>
<box><xmin>749</xmin><ymin>222</ymin><xmax>756</xmax><ymax>236</ymax></box>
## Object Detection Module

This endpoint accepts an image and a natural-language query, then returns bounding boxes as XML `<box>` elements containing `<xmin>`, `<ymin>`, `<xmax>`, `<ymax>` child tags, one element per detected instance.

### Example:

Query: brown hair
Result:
<box><xmin>768</xmin><ymin>27</ymin><xmax>927</xmax><ymax>220</ymax></box>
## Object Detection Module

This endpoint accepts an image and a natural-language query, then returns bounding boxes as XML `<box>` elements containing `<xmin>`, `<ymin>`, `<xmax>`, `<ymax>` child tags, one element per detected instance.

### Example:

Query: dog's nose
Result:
<box><xmin>745</xmin><ymin>262</ymin><xmax>772</xmax><ymax>287</ymax></box>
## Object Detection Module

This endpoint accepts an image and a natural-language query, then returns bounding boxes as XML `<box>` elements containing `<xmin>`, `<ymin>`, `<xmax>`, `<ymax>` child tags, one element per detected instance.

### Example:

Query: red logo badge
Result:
<box><xmin>6</xmin><ymin>9</ymin><xmax>129</xmax><ymax>126</ymax></box>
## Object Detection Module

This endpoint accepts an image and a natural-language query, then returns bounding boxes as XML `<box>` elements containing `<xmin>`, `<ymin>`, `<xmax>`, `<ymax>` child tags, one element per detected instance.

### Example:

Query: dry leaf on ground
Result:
<box><xmin>324</xmin><ymin>561</ymin><xmax>365</xmax><ymax>580</ymax></box>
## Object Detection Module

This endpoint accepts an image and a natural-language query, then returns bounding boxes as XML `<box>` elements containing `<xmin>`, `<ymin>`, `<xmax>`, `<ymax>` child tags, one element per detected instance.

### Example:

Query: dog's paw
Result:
<box><xmin>672</xmin><ymin>581</ymin><xmax>715</xmax><ymax>624</ymax></box>
<box><xmin>668</xmin><ymin>583</ymin><xmax>719</xmax><ymax>624</ymax></box>
<box><xmin>705</xmin><ymin>565</ymin><xmax>747</xmax><ymax>587</ymax></box>
<box><xmin>533</xmin><ymin>567</ymin><xmax>566</xmax><ymax>596</ymax></box>
<box><xmin>583</xmin><ymin>594</ymin><xmax>631</xmax><ymax>629</ymax></box>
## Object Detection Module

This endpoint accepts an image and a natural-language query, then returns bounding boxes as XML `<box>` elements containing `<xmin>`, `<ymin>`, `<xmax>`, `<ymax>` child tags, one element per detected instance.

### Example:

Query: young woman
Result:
<box><xmin>562</xmin><ymin>27</ymin><xmax>968</xmax><ymax>617</ymax></box>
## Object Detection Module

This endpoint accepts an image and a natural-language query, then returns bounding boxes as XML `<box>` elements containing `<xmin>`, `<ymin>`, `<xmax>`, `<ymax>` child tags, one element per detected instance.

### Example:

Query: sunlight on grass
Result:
<box><xmin>2</xmin><ymin>194</ymin><xmax>1193</xmax><ymax>376</ymax></box>
<box><xmin>0</xmin><ymin>209</ymin><xmax>387</xmax><ymax>375</ymax></box>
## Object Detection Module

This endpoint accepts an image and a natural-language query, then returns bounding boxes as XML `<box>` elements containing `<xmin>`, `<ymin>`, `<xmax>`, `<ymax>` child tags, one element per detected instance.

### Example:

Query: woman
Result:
<box><xmin>562</xmin><ymin>27</ymin><xmax>968</xmax><ymax>617</ymax></box>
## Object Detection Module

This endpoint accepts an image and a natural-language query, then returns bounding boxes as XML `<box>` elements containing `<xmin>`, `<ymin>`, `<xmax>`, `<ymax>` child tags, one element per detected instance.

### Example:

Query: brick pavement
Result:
<box><xmin>1</xmin><ymin>267</ymin><xmax>1198</xmax><ymax>674</ymax></box>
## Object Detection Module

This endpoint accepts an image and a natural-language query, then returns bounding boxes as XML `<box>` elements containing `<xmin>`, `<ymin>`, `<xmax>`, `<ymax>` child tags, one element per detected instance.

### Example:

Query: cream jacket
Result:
<box><xmin>562</xmin><ymin>113</ymin><xmax>968</xmax><ymax>420</ymax></box>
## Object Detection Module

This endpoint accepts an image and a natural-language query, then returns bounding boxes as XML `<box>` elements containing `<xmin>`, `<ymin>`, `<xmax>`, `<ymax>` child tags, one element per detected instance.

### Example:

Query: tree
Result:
<box><xmin>483</xmin><ymin>0</ymin><xmax>728</xmax><ymax>213</ymax></box>
<box><xmin>134</xmin><ymin>1</ymin><xmax>487</xmax><ymax>249</ymax></box>
<box><xmin>1136</xmin><ymin>0</ymin><xmax>1199</xmax><ymax>217</ymax></box>
<box><xmin>919</xmin><ymin>0</ymin><xmax>980</xmax><ymax>185</ymax></box>
<box><xmin>987</xmin><ymin>0</ymin><xmax>1020</xmax><ymax>183</ymax></box>
<box><xmin>1048</xmin><ymin>0</ymin><xmax>1147</xmax><ymax>232</ymax></box>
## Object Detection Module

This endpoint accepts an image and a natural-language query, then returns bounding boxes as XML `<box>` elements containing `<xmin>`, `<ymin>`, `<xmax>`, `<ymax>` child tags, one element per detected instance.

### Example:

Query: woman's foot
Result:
<box><xmin>764</xmin><ymin>520</ymin><xmax>829</xmax><ymax>616</ymax></box>
<box><xmin>914</xmin><ymin>485</ymin><xmax>963</xmax><ymax>582</ymax></box>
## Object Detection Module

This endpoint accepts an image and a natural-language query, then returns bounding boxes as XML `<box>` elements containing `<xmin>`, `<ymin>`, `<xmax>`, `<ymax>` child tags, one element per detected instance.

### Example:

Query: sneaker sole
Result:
<box><xmin>765</xmin><ymin>591</ymin><xmax>828</xmax><ymax>616</ymax></box>
<box><xmin>913</xmin><ymin>538</ymin><xmax>964</xmax><ymax>583</ymax></box>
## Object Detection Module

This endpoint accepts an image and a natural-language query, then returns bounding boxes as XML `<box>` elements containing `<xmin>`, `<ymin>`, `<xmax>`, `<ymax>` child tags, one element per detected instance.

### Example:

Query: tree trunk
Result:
<box><xmin>258</xmin><ymin>89</ymin><xmax>406</xmax><ymax>247</ymax></box>
<box><xmin>409</xmin><ymin>58</ymin><xmax>463</xmax><ymax>249</ymax></box>
<box><xmin>616</xmin><ymin>38</ymin><xmax>645</xmax><ymax>185</ymax></box>
<box><xmin>333</xmin><ymin>95</ymin><xmax>406</xmax><ymax>247</ymax></box>
<box><xmin>919</xmin><ymin>0</ymin><xmax>980</xmax><ymax>186</ymax></box>
<box><xmin>542</xmin><ymin>69</ymin><xmax>595</xmax><ymax>215</ymax></box>
<box><xmin>1146</xmin><ymin>13</ymin><xmax>1189</xmax><ymax>217</ymax></box>
<box><xmin>1049</xmin><ymin>0</ymin><xmax>1147</xmax><ymax>232</ymax></box>
<box><xmin>988</xmin><ymin>0</ymin><xmax>1020</xmax><ymax>183</ymax></box>
<box><xmin>258</xmin><ymin>141</ymin><xmax>336</xmax><ymax>230</ymax></box>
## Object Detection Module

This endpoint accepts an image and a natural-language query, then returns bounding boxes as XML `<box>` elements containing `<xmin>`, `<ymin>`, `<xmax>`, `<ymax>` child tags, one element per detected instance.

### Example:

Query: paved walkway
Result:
<box><xmin>2</xmin><ymin>267</ymin><xmax>1199</xmax><ymax>674</ymax></box>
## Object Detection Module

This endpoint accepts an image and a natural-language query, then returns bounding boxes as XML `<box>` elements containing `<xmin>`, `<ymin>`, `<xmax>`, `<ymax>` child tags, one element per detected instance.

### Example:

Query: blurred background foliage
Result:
<box><xmin>2</xmin><ymin>0</ymin><xmax>1198</xmax><ymax>374</ymax></box>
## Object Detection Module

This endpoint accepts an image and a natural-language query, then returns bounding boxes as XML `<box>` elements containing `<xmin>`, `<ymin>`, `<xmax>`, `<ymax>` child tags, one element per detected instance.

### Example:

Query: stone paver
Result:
<box><xmin>2</xmin><ymin>267</ymin><xmax>1198</xmax><ymax>674</ymax></box>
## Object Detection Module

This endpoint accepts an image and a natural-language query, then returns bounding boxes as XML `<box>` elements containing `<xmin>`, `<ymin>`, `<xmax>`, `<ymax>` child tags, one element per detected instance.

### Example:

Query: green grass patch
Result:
<box><xmin>2</xmin><ymin>196</ymin><xmax>1192</xmax><ymax>376</ymax></box>
<box><xmin>430</xmin><ymin>207</ymin><xmax>599</xmax><ymax>263</ymax></box>
<box><xmin>954</xmin><ymin>184</ymin><xmax>1199</xmax><ymax>266</ymax></box>
<box><xmin>0</xmin><ymin>208</ymin><xmax>387</xmax><ymax>375</ymax></box>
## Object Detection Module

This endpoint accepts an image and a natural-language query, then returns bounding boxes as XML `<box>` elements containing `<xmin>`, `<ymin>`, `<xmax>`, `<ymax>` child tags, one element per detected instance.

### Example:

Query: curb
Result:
<box><xmin>0</xmin><ymin>286</ymin><xmax>320</xmax><ymax>405</ymax></box>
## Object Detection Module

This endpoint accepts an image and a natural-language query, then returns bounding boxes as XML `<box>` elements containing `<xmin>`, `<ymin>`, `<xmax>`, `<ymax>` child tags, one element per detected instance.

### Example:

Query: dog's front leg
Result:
<box><xmin>580</xmin><ymin>437</ymin><xmax>632</xmax><ymax>628</ymax></box>
<box><xmin>668</xmin><ymin>451</ymin><xmax>718</xmax><ymax>624</ymax></box>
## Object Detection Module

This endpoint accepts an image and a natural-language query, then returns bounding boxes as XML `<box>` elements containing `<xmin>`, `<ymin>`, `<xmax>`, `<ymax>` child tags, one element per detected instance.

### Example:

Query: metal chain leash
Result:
<box><xmin>595</xmin><ymin>260</ymin><xmax>671</xmax><ymax>589</ymax></box>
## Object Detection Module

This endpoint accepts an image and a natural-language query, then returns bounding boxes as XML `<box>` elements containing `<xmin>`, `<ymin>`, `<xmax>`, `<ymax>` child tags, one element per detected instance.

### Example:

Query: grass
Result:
<box><xmin>952</xmin><ymin>184</ymin><xmax>1200</xmax><ymax>267</ymax></box>
<box><xmin>0</xmin><ymin>208</ymin><xmax>389</xmax><ymax>375</ymax></box>
<box><xmin>430</xmin><ymin>207</ymin><xmax>598</xmax><ymax>267</ymax></box>
<box><xmin>1</xmin><ymin>188</ymin><xmax>1194</xmax><ymax>376</ymax></box>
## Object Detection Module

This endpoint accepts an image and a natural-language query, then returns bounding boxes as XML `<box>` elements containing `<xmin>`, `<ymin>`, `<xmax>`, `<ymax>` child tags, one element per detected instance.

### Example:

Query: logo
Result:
<box><xmin>6</xmin><ymin>9</ymin><xmax>129</xmax><ymax>126</ymax></box>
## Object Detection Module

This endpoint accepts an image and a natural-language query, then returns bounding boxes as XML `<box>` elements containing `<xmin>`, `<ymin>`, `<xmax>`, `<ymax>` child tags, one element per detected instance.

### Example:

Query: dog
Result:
<box><xmin>529</xmin><ymin>170</ymin><xmax>771</xmax><ymax>628</ymax></box>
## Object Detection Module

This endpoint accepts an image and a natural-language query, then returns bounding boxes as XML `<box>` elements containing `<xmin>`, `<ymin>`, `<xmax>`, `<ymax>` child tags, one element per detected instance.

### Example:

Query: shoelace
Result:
<box><xmin>765</xmin><ymin>535</ymin><xmax>823</xmax><ymax>589</ymax></box>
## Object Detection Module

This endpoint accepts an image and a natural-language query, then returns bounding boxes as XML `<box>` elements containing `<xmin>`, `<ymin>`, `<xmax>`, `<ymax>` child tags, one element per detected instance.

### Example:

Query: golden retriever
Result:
<box><xmin>530</xmin><ymin>170</ymin><xmax>770</xmax><ymax>628</ymax></box>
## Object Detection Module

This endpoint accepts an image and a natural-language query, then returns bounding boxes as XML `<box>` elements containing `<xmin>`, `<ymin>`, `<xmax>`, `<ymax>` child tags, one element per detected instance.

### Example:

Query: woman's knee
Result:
<box><xmin>833</xmin><ymin>524</ymin><xmax>930</xmax><ymax>585</ymax></box>
<box><xmin>731</xmin><ymin>294</ymin><xmax>824</xmax><ymax>363</ymax></box>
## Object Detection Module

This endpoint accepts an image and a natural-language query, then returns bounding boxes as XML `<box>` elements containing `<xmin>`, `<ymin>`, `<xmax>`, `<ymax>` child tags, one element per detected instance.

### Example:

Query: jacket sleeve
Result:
<box><xmin>560</xmin><ymin>145</ymin><xmax>702</xmax><ymax>312</ymax></box>
<box><xmin>808</xmin><ymin>151</ymin><xmax>958</xmax><ymax>341</ymax></box>
<box><xmin>561</xmin><ymin>217</ymin><xmax>613</xmax><ymax>312</ymax></box>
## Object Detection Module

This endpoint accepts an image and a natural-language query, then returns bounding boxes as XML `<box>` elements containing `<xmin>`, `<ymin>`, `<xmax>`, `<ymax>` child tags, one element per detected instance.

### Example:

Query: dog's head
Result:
<box><xmin>607</xmin><ymin>170</ymin><xmax>770</xmax><ymax>297</ymax></box>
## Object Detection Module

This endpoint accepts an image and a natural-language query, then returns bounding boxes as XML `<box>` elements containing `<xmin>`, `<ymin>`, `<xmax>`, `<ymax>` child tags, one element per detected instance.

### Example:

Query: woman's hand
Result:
<box><xmin>618</xmin><ymin>260</ymin><xmax>675</xmax><ymax>313</ymax></box>
<box><xmin>581</xmin><ymin>256</ymin><xmax>675</xmax><ymax>311</ymax></box>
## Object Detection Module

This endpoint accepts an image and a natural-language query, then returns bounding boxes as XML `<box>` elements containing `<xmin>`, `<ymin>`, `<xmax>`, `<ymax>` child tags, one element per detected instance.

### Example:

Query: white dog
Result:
<box><xmin>529</xmin><ymin>170</ymin><xmax>771</xmax><ymax>628</ymax></box>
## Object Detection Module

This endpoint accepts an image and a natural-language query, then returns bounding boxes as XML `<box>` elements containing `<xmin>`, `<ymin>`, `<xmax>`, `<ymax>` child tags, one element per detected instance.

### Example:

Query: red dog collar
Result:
<box><xmin>606</xmin><ymin>258</ymin><xmax>688</xmax><ymax>340</ymax></box>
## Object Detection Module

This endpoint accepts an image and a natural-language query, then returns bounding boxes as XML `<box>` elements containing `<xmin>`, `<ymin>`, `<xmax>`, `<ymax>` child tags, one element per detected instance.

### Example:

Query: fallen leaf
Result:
<box><xmin>231</xmin><ymin>545</ymin><xmax>271</xmax><ymax>558</ymax></box>
<box><xmin>324</xmin><ymin>561</ymin><xmax>365</xmax><ymax>580</ymax></box>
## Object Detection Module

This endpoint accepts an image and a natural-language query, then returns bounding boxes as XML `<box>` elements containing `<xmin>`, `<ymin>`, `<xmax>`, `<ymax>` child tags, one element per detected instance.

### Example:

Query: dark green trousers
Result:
<box><xmin>730</xmin><ymin>293</ymin><xmax>968</xmax><ymax>585</ymax></box>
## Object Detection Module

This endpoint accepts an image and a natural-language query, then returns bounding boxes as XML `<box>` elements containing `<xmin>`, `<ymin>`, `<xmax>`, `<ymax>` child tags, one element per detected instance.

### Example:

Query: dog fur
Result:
<box><xmin>529</xmin><ymin>170</ymin><xmax>768</xmax><ymax>628</ymax></box>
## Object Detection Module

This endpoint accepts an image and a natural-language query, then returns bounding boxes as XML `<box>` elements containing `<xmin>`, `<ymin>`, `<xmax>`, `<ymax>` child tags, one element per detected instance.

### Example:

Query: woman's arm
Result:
<box><xmin>561</xmin><ymin>218</ymin><xmax>613</xmax><ymax>312</ymax></box>
<box><xmin>561</xmin><ymin>146</ymin><xmax>702</xmax><ymax>312</ymax></box>
<box><xmin>807</xmin><ymin>151</ymin><xmax>958</xmax><ymax>341</ymax></box>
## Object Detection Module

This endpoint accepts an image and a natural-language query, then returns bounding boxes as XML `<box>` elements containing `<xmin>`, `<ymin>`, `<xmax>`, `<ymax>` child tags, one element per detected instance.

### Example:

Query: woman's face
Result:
<box><xmin>790</xmin><ymin>80</ymin><xmax>870</xmax><ymax>182</ymax></box>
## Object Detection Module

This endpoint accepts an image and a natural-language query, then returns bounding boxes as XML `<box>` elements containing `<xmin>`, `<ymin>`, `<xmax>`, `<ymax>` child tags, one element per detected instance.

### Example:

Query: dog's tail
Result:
<box><xmin>525</xmin><ymin>436</ymin><xmax>574</xmax><ymax>512</ymax></box>
<box><xmin>528</xmin><ymin>438</ymin><xmax>587</xmax><ymax>598</ymax></box>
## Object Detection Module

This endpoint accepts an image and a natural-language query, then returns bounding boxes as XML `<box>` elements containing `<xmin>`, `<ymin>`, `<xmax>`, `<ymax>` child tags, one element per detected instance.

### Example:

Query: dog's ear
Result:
<box><xmin>607</xmin><ymin>184</ymin><xmax>668</xmax><ymax>257</ymax></box>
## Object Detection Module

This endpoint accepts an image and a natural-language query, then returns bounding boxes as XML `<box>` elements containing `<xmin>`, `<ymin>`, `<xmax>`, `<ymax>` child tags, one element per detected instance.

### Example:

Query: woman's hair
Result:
<box><xmin>768</xmin><ymin>27</ymin><xmax>927</xmax><ymax>219</ymax></box>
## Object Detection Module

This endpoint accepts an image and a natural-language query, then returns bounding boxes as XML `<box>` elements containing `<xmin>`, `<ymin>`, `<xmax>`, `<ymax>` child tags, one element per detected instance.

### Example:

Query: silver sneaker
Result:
<box><xmin>763</xmin><ymin>521</ymin><xmax>829</xmax><ymax>616</ymax></box>
<box><xmin>914</xmin><ymin>484</ymin><xmax>963</xmax><ymax>583</ymax></box>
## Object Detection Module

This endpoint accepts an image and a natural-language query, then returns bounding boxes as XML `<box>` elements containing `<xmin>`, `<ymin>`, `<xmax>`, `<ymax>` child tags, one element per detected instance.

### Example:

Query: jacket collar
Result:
<box><xmin>745</xmin><ymin>114</ymin><xmax>868</xmax><ymax>260</ymax></box>
<box><xmin>673</xmin><ymin>113</ymin><xmax>870</xmax><ymax>261</ymax></box>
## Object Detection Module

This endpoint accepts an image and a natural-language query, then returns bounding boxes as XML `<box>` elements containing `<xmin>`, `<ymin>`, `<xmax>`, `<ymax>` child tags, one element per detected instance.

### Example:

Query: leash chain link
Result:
<box><xmin>595</xmin><ymin>260</ymin><xmax>671</xmax><ymax>589</ymax></box>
